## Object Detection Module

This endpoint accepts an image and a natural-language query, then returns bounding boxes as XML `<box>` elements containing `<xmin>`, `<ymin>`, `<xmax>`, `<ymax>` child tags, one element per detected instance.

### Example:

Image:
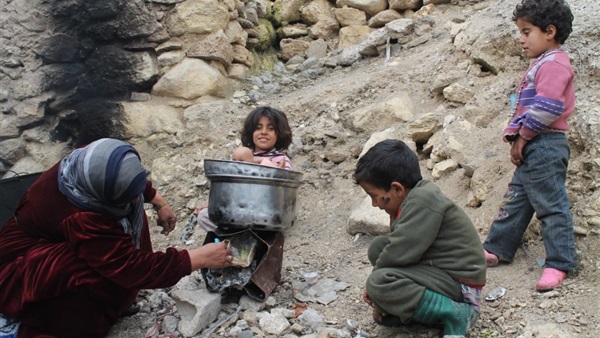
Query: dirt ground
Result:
<box><xmin>108</xmin><ymin>1</ymin><xmax>600</xmax><ymax>337</ymax></box>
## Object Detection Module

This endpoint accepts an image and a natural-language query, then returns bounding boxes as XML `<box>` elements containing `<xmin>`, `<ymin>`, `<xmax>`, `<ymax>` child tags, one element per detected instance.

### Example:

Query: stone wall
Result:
<box><xmin>2</xmin><ymin>0</ymin><xmax>598</xmax><ymax>184</ymax></box>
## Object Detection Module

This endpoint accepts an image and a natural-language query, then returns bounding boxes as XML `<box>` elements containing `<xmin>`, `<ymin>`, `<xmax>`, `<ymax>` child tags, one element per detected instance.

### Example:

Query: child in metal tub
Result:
<box><xmin>196</xmin><ymin>106</ymin><xmax>293</xmax><ymax>231</ymax></box>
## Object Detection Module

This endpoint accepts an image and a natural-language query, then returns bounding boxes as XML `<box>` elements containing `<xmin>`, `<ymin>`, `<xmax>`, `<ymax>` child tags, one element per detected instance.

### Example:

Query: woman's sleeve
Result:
<box><xmin>143</xmin><ymin>180</ymin><xmax>157</xmax><ymax>202</ymax></box>
<box><xmin>62</xmin><ymin>212</ymin><xmax>191</xmax><ymax>289</ymax></box>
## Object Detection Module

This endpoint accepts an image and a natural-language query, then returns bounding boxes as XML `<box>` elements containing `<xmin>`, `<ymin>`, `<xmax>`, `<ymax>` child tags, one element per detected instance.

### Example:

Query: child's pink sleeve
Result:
<box><xmin>279</xmin><ymin>155</ymin><xmax>292</xmax><ymax>170</ymax></box>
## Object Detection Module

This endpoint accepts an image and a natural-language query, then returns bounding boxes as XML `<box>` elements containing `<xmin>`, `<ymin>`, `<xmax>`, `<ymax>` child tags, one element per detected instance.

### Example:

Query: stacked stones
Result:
<box><xmin>0</xmin><ymin>0</ymin><xmax>463</xmax><ymax>176</ymax></box>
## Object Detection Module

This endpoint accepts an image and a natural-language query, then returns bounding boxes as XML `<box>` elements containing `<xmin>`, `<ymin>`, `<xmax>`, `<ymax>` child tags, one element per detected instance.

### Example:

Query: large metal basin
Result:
<box><xmin>204</xmin><ymin>159</ymin><xmax>303</xmax><ymax>231</ymax></box>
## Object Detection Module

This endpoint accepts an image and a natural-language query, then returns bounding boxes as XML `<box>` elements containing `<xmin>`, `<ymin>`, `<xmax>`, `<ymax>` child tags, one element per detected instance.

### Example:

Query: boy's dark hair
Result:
<box><xmin>240</xmin><ymin>106</ymin><xmax>293</xmax><ymax>151</ymax></box>
<box><xmin>513</xmin><ymin>0</ymin><xmax>573</xmax><ymax>44</ymax></box>
<box><xmin>354</xmin><ymin>139</ymin><xmax>422</xmax><ymax>191</ymax></box>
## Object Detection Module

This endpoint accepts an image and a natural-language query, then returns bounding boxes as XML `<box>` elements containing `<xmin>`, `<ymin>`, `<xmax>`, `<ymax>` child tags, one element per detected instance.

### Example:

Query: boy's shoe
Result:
<box><xmin>536</xmin><ymin>268</ymin><xmax>567</xmax><ymax>291</ymax></box>
<box><xmin>484</xmin><ymin>250</ymin><xmax>499</xmax><ymax>267</ymax></box>
<box><xmin>413</xmin><ymin>289</ymin><xmax>478</xmax><ymax>337</ymax></box>
<box><xmin>372</xmin><ymin>308</ymin><xmax>404</xmax><ymax>327</ymax></box>
<box><xmin>375</xmin><ymin>314</ymin><xmax>404</xmax><ymax>327</ymax></box>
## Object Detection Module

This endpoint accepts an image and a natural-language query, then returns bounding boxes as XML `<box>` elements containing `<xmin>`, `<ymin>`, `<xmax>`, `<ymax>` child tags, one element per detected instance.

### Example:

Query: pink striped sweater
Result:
<box><xmin>503</xmin><ymin>50</ymin><xmax>575</xmax><ymax>142</ymax></box>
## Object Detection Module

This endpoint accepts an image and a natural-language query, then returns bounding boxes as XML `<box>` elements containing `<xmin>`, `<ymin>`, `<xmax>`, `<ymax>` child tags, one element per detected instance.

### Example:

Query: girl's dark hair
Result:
<box><xmin>513</xmin><ymin>0</ymin><xmax>573</xmax><ymax>44</ymax></box>
<box><xmin>354</xmin><ymin>139</ymin><xmax>422</xmax><ymax>191</ymax></box>
<box><xmin>240</xmin><ymin>106</ymin><xmax>293</xmax><ymax>151</ymax></box>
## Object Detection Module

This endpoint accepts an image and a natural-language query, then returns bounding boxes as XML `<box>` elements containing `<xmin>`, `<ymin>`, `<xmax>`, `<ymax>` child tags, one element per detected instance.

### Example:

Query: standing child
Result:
<box><xmin>483</xmin><ymin>0</ymin><xmax>577</xmax><ymax>292</ymax></box>
<box><xmin>196</xmin><ymin>106</ymin><xmax>293</xmax><ymax>231</ymax></box>
<box><xmin>354</xmin><ymin>140</ymin><xmax>486</xmax><ymax>337</ymax></box>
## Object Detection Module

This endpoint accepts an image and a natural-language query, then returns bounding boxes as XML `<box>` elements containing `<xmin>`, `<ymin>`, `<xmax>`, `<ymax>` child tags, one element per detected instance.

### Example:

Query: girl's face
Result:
<box><xmin>252</xmin><ymin>116</ymin><xmax>277</xmax><ymax>152</ymax></box>
<box><xmin>516</xmin><ymin>18</ymin><xmax>560</xmax><ymax>59</ymax></box>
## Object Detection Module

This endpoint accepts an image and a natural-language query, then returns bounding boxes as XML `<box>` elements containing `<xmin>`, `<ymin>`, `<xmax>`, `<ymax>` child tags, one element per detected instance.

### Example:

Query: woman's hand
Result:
<box><xmin>157</xmin><ymin>205</ymin><xmax>177</xmax><ymax>235</ymax></box>
<box><xmin>151</xmin><ymin>193</ymin><xmax>177</xmax><ymax>235</ymax></box>
<box><xmin>188</xmin><ymin>242</ymin><xmax>234</xmax><ymax>270</ymax></box>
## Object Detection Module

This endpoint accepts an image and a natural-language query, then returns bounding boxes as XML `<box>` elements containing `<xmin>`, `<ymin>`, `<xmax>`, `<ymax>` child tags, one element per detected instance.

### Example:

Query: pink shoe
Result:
<box><xmin>484</xmin><ymin>250</ymin><xmax>499</xmax><ymax>267</ymax></box>
<box><xmin>536</xmin><ymin>268</ymin><xmax>567</xmax><ymax>291</ymax></box>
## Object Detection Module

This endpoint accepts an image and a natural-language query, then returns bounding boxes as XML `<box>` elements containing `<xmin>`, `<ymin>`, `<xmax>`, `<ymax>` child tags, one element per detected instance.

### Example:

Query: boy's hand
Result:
<box><xmin>510</xmin><ymin>135</ymin><xmax>527</xmax><ymax>166</ymax></box>
<box><xmin>363</xmin><ymin>291</ymin><xmax>375</xmax><ymax>308</ymax></box>
<box><xmin>364</xmin><ymin>291</ymin><xmax>385</xmax><ymax>322</ymax></box>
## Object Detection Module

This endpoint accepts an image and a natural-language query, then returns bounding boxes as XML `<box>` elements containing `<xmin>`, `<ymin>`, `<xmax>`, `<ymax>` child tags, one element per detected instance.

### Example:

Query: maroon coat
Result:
<box><xmin>0</xmin><ymin>163</ymin><xmax>192</xmax><ymax>337</ymax></box>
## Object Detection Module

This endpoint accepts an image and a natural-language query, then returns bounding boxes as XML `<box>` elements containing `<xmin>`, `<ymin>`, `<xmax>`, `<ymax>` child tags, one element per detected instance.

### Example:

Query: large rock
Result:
<box><xmin>309</xmin><ymin>17</ymin><xmax>340</xmax><ymax>40</ymax></box>
<box><xmin>468</xmin><ymin>168</ymin><xmax>490</xmax><ymax>207</ymax></box>
<box><xmin>306</xmin><ymin>39</ymin><xmax>329</xmax><ymax>59</ymax></box>
<box><xmin>10</xmin><ymin>73</ymin><xmax>45</xmax><ymax>101</ymax></box>
<box><xmin>384</xmin><ymin>18</ymin><xmax>415</xmax><ymax>41</ymax></box>
<box><xmin>429</xmin><ymin>119</ymin><xmax>480</xmax><ymax>175</ymax></box>
<box><xmin>182</xmin><ymin>100</ymin><xmax>235</xmax><ymax>144</ymax></box>
<box><xmin>389</xmin><ymin>0</ymin><xmax>421</xmax><ymax>10</ymax></box>
<box><xmin>33</xmin><ymin>34</ymin><xmax>80</xmax><ymax>63</ymax></box>
<box><xmin>349</xmin><ymin>94</ymin><xmax>414</xmax><ymax>133</ymax></box>
<box><xmin>272</xmin><ymin>0</ymin><xmax>305</xmax><ymax>25</ymax></box>
<box><xmin>40</xmin><ymin>63</ymin><xmax>85</xmax><ymax>91</ymax></box>
<box><xmin>368</xmin><ymin>10</ymin><xmax>403</xmax><ymax>28</ymax></box>
<box><xmin>0</xmin><ymin>138</ymin><xmax>27</xmax><ymax>166</ymax></box>
<box><xmin>171</xmin><ymin>289</ymin><xmax>221</xmax><ymax>337</ymax></box>
<box><xmin>187</xmin><ymin>30</ymin><xmax>234</xmax><ymax>67</ymax></box>
<box><xmin>443</xmin><ymin>83</ymin><xmax>474</xmax><ymax>104</ymax></box>
<box><xmin>257</xmin><ymin>312</ymin><xmax>291</xmax><ymax>336</ymax></box>
<box><xmin>336</xmin><ymin>0</ymin><xmax>388</xmax><ymax>16</ymax></box>
<box><xmin>330</xmin><ymin>17</ymin><xmax>415</xmax><ymax>66</ymax></box>
<box><xmin>359</xmin><ymin>129</ymin><xmax>417</xmax><ymax>157</ymax></box>
<box><xmin>2</xmin><ymin>157</ymin><xmax>47</xmax><ymax>179</ymax></box>
<box><xmin>280</xmin><ymin>38</ymin><xmax>310</xmax><ymax>61</ymax></box>
<box><xmin>231</xmin><ymin>45</ymin><xmax>254</xmax><ymax>67</ymax></box>
<box><xmin>431</xmin><ymin>70</ymin><xmax>464</xmax><ymax>94</ymax></box>
<box><xmin>301</xmin><ymin>0</ymin><xmax>336</xmax><ymax>25</ymax></box>
<box><xmin>165</xmin><ymin>0</ymin><xmax>230</xmax><ymax>36</ymax></box>
<box><xmin>407</xmin><ymin>113</ymin><xmax>441</xmax><ymax>143</ymax></box>
<box><xmin>453</xmin><ymin>20</ymin><xmax>521</xmax><ymax>75</ymax></box>
<box><xmin>16</xmin><ymin>9</ymin><xmax>47</xmax><ymax>33</ymax></box>
<box><xmin>333</xmin><ymin>7</ymin><xmax>367</xmax><ymax>27</ymax></box>
<box><xmin>0</xmin><ymin>123</ymin><xmax>65</xmax><ymax>176</ymax></box>
<box><xmin>431</xmin><ymin>158</ymin><xmax>459</xmax><ymax>179</ymax></box>
<box><xmin>152</xmin><ymin>58</ymin><xmax>230</xmax><ymax>99</ymax></box>
<box><xmin>224</xmin><ymin>20</ymin><xmax>248</xmax><ymax>46</ymax></box>
<box><xmin>82</xmin><ymin>47</ymin><xmax>159</xmax><ymax>96</ymax></box>
<box><xmin>277</xmin><ymin>24</ymin><xmax>310</xmax><ymax>39</ymax></box>
<box><xmin>12</xmin><ymin>96</ymin><xmax>50</xmax><ymax>128</ymax></box>
<box><xmin>0</xmin><ymin>115</ymin><xmax>19</xmax><ymax>139</ymax></box>
<box><xmin>157</xmin><ymin>50</ymin><xmax>185</xmax><ymax>70</ymax></box>
<box><xmin>347</xmin><ymin>196</ymin><xmax>390</xmax><ymax>235</ymax></box>
<box><xmin>227</xmin><ymin>63</ymin><xmax>250</xmax><ymax>80</ymax></box>
<box><xmin>338</xmin><ymin>26</ymin><xmax>373</xmax><ymax>49</ymax></box>
<box><xmin>117</xmin><ymin>0</ymin><xmax>160</xmax><ymax>39</ymax></box>
<box><xmin>121</xmin><ymin>100</ymin><xmax>184</xmax><ymax>138</ymax></box>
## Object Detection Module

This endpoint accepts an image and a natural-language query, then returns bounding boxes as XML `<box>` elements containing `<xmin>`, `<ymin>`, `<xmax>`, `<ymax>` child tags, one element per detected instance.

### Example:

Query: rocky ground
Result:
<box><xmin>104</xmin><ymin>1</ymin><xmax>600</xmax><ymax>337</ymax></box>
